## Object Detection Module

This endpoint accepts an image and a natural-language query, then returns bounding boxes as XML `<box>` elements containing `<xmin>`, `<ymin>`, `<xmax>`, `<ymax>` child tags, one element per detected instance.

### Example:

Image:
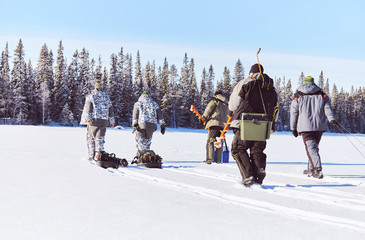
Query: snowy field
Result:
<box><xmin>1</xmin><ymin>125</ymin><xmax>365</xmax><ymax>240</ymax></box>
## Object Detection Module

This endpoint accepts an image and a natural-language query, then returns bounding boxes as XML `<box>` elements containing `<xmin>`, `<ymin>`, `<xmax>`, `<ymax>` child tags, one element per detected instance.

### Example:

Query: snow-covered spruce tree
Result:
<box><xmin>67</xmin><ymin>50</ymin><xmax>81</xmax><ymax>125</ymax></box>
<box><xmin>279</xmin><ymin>78</ymin><xmax>293</xmax><ymax>131</ymax></box>
<box><xmin>298</xmin><ymin>72</ymin><xmax>304</xmax><ymax>87</ymax></box>
<box><xmin>169</xmin><ymin>64</ymin><xmax>179</xmax><ymax>128</ymax></box>
<box><xmin>222</xmin><ymin>66</ymin><xmax>231</xmax><ymax>97</ymax></box>
<box><xmin>11</xmin><ymin>39</ymin><xmax>29</xmax><ymax>124</ymax></box>
<box><xmin>178</xmin><ymin>53</ymin><xmax>190</xmax><ymax>127</ymax></box>
<box><xmin>52</xmin><ymin>40</ymin><xmax>70</xmax><ymax>123</ymax></box>
<box><xmin>35</xmin><ymin>43</ymin><xmax>53</xmax><ymax>124</ymax></box>
<box><xmin>119</xmin><ymin>53</ymin><xmax>135</xmax><ymax>126</ymax></box>
<box><xmin>323</xmin><ymin>78</ymin><xmax>330</xmax><ymax>96</ymax></box>
<box><xmin>59</xmin><ymin>103</ymin><xmax>74</xmax><ymax>126</ymax></box>
<box><xmin>108</xmin><ymin>53</ymin><xmax>123</xmax><ymax>124</ymax></box>
<box><xmin>150</xmin><ymin>60</ymin><xmax>159</xmax><ymax>100</ymax></box>
<box><xmin>274</xmin><ymin>77</ymin><xmax>283</xmax><ymax>130</ymax></box>
<box><xmin>200</xmin><ymin>67</ymin><xmax>209</xmax><ymax>110</ymax></box>
<box><xmin>79</xmin><ymin>48</ymin><xmax>91</xmax><ymax>97</ymax></box>
<box><xmin>160</xmin><ymin>58</ymin><xmax>173</xmax><ymax>126</ymax></box>
<box><xmin>318</xmin><ymin>71</ymin><xmax>324</xmax><ymax>90</ymax></box>
<box><xmin>352</xmin><ymin>88</ymin><xmax>364</xmax><ymax>133</ymax></box>
<box><xmin>25</xmin><ymin>60</ymin><xmax>39</xmax><ymax>124</ymax></box>
<box><xmin>188</xmin><ymin>58</ymin><xmax>201</xmax><ymax>128</ymax></box>
<box><xmin>0</xmin><ymin>43</ymin><xmax>11</xmax><ymax>123</ymax></box>
<box><xmin>134</xmin><ymin>50</ymin><xmax>143</xmax><ymax>96</ymax></box>
<box><xmin>142</xmin><ymin>61</ymin><xmax>152</xmax><ymax>93</ymax></box>
<box><xmin>206</xmin><ymin>64</ymin><xmax>215</xmax><ymax>99</ymax></box>
<box><xmin>232</xmin><ymin>59</ymin><xmax>244</xmax><ymax>89</ymax></box>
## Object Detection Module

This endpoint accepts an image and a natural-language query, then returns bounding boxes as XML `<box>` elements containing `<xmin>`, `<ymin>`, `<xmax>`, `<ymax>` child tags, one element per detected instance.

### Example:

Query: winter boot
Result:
<box><xmin>242</xmin><ymin>176</ymin><xmax>255</xmax><ymax>187</ymax></box>
<box><xmin>255</xmin><ymin>168</ymin><xmax>266</xmax><ymax>185</ymax></box>
<box><xmin>204</xmin><ymin>160</ymin><xmax>212</xmax><ymax>164</ymax></box>
<box><xmin>312</xmin><ymin>168</ymin><xmax>323</xmax><ymax>179</ymax></box>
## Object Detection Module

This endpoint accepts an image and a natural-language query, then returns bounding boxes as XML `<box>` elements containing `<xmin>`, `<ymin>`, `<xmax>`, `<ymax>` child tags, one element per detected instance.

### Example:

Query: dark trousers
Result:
<box><xmin>206</xmin><ymin>126</ymin><xmax>224</xmax><ymax>163</ymax></box>
<box><xmin>231</xmin><ymin>128</ymin><xmax>267</xmax><ymax>183</ymax></box>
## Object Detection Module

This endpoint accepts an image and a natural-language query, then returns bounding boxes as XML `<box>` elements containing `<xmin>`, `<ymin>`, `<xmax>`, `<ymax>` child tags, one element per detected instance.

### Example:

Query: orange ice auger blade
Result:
<box><xmin>190</xmin><ymin>105</ymin><xmax>206</xmax><ymax>125</ymax></box>
<box><xmin>214</xmin><ymin>115</ymin><xmax>232</xmax><ymax>148</ymax></box>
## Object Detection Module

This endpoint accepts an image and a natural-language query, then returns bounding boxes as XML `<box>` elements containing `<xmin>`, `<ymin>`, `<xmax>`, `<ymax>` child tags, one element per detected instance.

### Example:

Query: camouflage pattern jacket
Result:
<box><xmin>132</xmin><ymin>94</ymin><xmax>165</xmax><ymax>131</ymax></box>
<box><xmin>80</xmin><ymin>89</ymin><xmax>115</xmax><ymax>126</ymax></box>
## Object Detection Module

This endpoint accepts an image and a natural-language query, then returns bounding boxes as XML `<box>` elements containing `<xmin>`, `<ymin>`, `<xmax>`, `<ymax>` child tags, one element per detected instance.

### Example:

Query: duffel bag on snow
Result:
<box><xmin>94</xmin><ymin>151</ymin><xmax>128</xmax><ymax>169</ymax></box>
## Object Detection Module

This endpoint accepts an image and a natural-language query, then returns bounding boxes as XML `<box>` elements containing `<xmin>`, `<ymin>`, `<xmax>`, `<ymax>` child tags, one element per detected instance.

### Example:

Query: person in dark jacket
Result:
<box><xmin>290</xmin><ymin>76</ymin><xmax>338</xmax><ymax>179</ymax></box>
<box><xmin>202</xmin><ymin>91</ymin><xmax>229</xmax><ymax>164</ymax></box>
<box><xmin>80</xmin><ymin>79</ymin><xmax>115</xmax><ymax>161</ymax></box>
<box><xmin>228</xmin><ymin>63</ymin><xmax>278</xmax><ymax>187</ymax></box>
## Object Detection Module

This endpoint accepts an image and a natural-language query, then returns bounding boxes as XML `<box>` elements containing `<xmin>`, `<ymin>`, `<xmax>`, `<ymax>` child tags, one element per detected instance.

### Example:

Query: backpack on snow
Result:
<box><xmin>131</xmin><ymin>150</ymin><xmax>162</xmax><ymax>168</ymax></box>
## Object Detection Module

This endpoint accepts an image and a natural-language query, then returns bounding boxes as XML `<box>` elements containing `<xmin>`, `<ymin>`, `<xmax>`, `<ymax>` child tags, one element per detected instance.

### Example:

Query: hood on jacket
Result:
<box><xmin>213</xmin><ymin>94</ymin><xmax>228</xmax><ymax>104</ymax></box>
<box><xmin>251</xmin><ymin>73</ymin><xmax>274</xmax><ymax>90</ymax></box>
<box><xmin>297</xmin><ymin>82</ymin><xmax>322</xmax><ymax>94</ymax></box>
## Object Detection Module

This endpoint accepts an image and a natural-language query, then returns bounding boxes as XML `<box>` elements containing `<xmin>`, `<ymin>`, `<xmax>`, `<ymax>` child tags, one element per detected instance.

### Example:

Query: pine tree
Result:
<box><xmin>108</xmin><ymin>53</ymin><xmax>123</xmax><ymax>124</ymax></box>
<box><xmin>52</xmin><ymin>40</ymin><xmax>69</xmax><ymax>122</ymax></box>
<box><xmin>323</xmin><ymin>78</ymin><xmax>330</xmax><ymax>96</ymax></box>
<box><xmin>25</xmin><ymin>60</ymin><xmax>38</xmax><ymax>124</ymax></box>
<box><xmin>35</xmin><ymin>43</ymin><xmax>53</xmax><ymax>124</ymax></box>
<box><xmin>200</xmin><ymin>68</ymin><xmax>209</xmax><ymax>110</ymax></box>
<box><xmin>134</xmin><ymin>50</ymin><xmax>143</xmax><ymax>96</ymax></box>
<box><xmin>232</xmin><ymin>59</ymin><xmax>244</xmax><ymax>89</ymax></box>
<box><xmin>119</xmin><ymin>53</ymin><xmax>135</xmax><ymax>125</ymax></box>
<box><xmin>169</xmin><ymin>64</ymin><xmax>179</xmax><ymax>128</ymax></box>
<box><xmin>67</xmin><ymin>50</ymin><xmax>81</xmax><ymax>124</ymax></box>
<box><xmin>142</xmin><ymin>61</ymin><xmax>152</xmax><ymax>92</ymax></box>
<box><xmin>207</xmin><ymin>65</ymin><xmax>215</xmax><ymax>98</ymax></box>
<box><xmin>298</xmin><ymin>72</ymin><xmax>304</xmax><ymax>86</ymax></box>
<box><xmin>222</xmin><ymin>66</ymin><xmax>231</xmax><ymax>97</ymax></box>
<box><xmin>160</xmin><ymin>58</ymin><xmax>172</xmax><ymax>126</ymax></box>
<box><xmin>11</xmin><ymin>39</ymin><xmax>28</xmax><ymax>124</ymax></box>
<box><xmin>0</xmin><ymin>43</ymin><xmax>11</xmax><ymax>123</ymax></box>
<box><xmin>318</xmin><ymin>71</ymin><xmax>324</xmax><ymax>89</ymax></box>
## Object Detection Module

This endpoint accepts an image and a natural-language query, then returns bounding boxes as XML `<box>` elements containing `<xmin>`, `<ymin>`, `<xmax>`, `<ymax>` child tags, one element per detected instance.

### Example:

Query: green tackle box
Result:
<box><xmin>240</xmin><ymin>113</ymin><xmax>272</xmax><ymax>141</ymax></box>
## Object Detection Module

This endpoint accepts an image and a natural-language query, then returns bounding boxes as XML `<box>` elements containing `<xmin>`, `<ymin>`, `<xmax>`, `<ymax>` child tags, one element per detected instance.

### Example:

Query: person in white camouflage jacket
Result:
<box><xmin>80</xmin><ymin>80</ymin><xmax>115</xmax><ymax>160</ymax></box>
<box><xmin>132</xmin><ymin>91</ymin><xmax>166</xmax><ymax>157</ymax></box>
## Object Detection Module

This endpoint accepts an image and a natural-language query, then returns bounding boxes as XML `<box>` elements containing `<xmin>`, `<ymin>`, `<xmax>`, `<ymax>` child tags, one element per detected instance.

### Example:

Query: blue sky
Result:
<box><xmin>1</xmin><ymin>0</ymin><xmax>364</xmax><ymax>90</ymax></box>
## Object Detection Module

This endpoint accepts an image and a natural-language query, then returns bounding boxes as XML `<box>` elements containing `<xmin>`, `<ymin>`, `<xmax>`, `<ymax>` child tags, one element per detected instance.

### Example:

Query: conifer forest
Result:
<box><xmin>0</xmin><ymin>39</ymin><xmax>364</xmax><ymax>133</ymax></box>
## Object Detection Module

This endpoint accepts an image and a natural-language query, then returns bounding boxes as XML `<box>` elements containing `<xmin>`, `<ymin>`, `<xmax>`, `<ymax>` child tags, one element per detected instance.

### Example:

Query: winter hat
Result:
<box><xmin>142</xmin><ymin>91</ymin><xmax>149</xmax><ymax>95</ymax></box>
<box><xmin>249</xmin><ymin>64</ymin><xmax>264</xmax><ymax>74</ymax></box>
<box><xmin>214</xmin><ymin>90</ymin><xmax>223</xmax><ymax>96</ymax></box>
<box><xmin>95</xmin><ymin>81</ymin><xmax>103</xmax><ymax>89</ymax></box>
<box><xmin>303</xmin><ymin>76</ymin><xmax>314</xmax><ymax>83</ymax></box>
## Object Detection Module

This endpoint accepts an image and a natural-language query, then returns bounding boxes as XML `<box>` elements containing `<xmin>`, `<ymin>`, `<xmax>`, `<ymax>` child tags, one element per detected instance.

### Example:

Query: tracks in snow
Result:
<box><xmin>106</xmin><ymin>164</ymin><xmax>365</xmax><ymax>232</ymax></box>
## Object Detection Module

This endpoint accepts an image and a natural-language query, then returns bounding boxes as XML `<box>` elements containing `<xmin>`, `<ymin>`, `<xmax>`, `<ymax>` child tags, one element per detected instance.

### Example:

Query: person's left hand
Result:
<box><xmin>161</xmin><ymin>125</ymin><xmax>166</xmax><ymax>135</ymax></box>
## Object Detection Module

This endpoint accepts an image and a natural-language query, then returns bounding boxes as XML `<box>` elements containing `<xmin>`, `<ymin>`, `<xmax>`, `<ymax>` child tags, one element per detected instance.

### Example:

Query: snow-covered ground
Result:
<box><xmin>1</xmin><ymin>125</ymin><xmax>365</xmax><ymax>240</ymax></box>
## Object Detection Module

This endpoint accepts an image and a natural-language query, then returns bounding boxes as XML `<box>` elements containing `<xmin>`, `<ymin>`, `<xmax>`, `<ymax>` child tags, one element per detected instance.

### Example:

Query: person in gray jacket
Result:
<box><xmin>290</xmin><ymin>76</ymin><xmax>338</xmax><ymax>179</ymax></box>
<box><xmin>80</xmin><ymin>80</ymin><xmax>115</xmax><ymax>160</ymax></box>
<box><xmin>202</xmin><ymin>91</ymin><xmax>229</xmax><ymax>164</ymax></box>
<box><xmin>132</xmin><ymin>91</ymin><xmax>166</xmax><ymax>157</ymax></box>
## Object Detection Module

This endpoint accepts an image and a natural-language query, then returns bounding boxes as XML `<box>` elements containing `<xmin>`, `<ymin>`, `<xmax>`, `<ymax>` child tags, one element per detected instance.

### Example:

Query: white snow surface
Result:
<box><xmin>1</xmin><ymin>125</ymin><xmax>365</xmax><ymax>240</ymax></box>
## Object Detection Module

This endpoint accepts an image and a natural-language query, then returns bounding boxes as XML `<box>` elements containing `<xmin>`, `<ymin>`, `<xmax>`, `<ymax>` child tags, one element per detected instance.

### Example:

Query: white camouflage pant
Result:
<box><xmin>87</xmin><ymin>131</ymin><xmax>105</xmax><ymax>160</ymax></box>
<box><xmin>135</xmin><ymin>129</ymin><xmax>154</xmax><ymax>156</ymax></box>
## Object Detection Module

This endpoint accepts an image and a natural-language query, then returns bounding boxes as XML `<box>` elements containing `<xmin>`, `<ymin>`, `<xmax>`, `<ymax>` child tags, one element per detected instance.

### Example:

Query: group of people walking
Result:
<box><xmin>80</xmin><ymin>63</ymin><xmax>338</xmax><ymax>187</ymax></box>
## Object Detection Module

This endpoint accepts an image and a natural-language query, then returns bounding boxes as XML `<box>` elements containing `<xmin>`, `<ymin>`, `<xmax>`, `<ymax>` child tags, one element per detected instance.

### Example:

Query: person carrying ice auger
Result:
<box><xmin>201</xmin><ymin>91</ymin><xmax>229</xmax><ymax>164</ymax></box>
<box><xmin>228</xmin><ymin>63</ymin><xmax>278</xmax><ymax>187</ymax></box>
<box><xmin>132</xmin><ymin>91</ymin><xmax>166</xmax><ymax>166</ymax></box>
<box><xmin>290</xmin><ymin>76</ymin><xmax>338</xmax><ymax>179</ymax></box>
<box><xmin>80</xmin><ymin>77</ymin><xmax>115</xmax><ymax>161</ymax></box>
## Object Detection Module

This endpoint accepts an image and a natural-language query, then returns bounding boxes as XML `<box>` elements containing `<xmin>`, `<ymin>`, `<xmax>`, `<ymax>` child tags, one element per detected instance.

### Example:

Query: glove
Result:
<box><xmin>330</xmin><ymin>120</ymin><xmax>339</xmax><ymax>126</ymax></box>
<box><xmin>132</xmin><ymin>123</ymin><xmax>140</xmax><ymax>131</ymax></box>
<box><xmin>161</xmin><ymin>125</ymin><xmax>166</xmax><ymax>135</ymax></box>
<box><xmin>292</xmin><ymin>129</ymin><xmax>298</xmax><ymax>138</ymax></box>
<box><xmin>201</xmin><ymin>116</ymin><xmax>207</xmax><ymax>123</ymax></box>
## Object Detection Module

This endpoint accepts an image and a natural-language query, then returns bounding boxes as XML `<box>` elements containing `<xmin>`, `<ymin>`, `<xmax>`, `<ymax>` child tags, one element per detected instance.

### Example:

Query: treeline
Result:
<box><xmin>0</xmin><ymin>39</ymin><xmax>364</xmax><ymax>133</ymax></box>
